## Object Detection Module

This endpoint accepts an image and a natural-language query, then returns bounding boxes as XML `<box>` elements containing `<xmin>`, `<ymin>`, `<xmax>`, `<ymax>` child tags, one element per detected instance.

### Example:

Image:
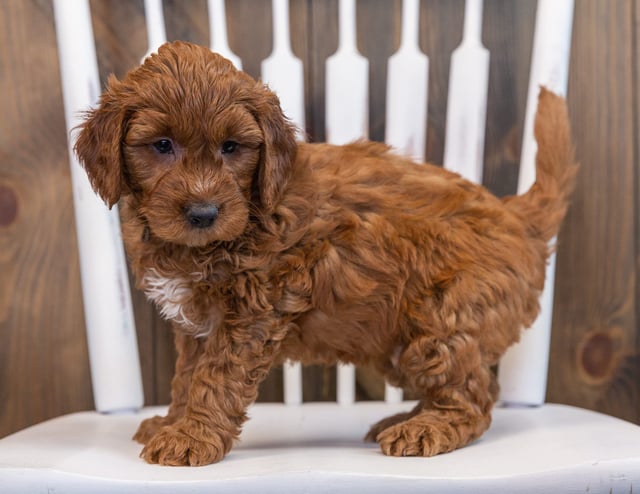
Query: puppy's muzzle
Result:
<box><xmin>185</xmin><ymin>203</ymin><xmax>219</xmax><ymax>229</ymax></box>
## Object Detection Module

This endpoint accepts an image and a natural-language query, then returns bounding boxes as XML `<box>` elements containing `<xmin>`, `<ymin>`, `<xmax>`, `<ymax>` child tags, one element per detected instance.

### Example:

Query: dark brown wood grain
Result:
<box><xmin>420</xmin><ymin>0</ymin><xmax>464</xmax><ymax>166</ymax></box>
<box><xmin>634</xmin><ymin>0</ymin><xmax>640</xmax><ymax>425</ymax></box>
<box><xmin>0</xmin><ymin>0</ymin><xmax>93</xmax><ymax>437</ymax></box>
<box><xmin>0</xmin><ymin>0</ymin><xmax>638</xmax><ymax>437</ymax></box>
<box><xmin>306</xmin><ymin>0</ymin><xmax>338</xmax><ymax>142</ymax></box>
<box><xmin>548</xmin><ymin>0</ymin><xmax>639</xmax><ymax>423</ymax></box>
<box><xmin>481</xmin><ymin>0</ymin><xmax>536</xmax><ymax>197</ymax></box>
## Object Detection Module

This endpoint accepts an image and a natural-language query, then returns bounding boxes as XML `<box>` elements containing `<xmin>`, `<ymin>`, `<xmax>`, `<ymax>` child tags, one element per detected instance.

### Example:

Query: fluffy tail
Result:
<box><xmin>505</xmin><ymin>87</ymin><xmax>578</xmax><ymax>242</ymax></box>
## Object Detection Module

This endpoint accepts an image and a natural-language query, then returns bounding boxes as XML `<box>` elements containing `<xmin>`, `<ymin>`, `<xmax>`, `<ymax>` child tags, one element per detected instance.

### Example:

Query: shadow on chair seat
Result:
<box><xmin>1</xmin><ymin>403</ymin><xmax>639</xmax><ymax>493</ymax></box>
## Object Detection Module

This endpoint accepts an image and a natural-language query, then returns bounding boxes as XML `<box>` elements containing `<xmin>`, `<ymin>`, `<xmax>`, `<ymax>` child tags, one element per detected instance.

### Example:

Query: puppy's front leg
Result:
<box><xmin>133</xmin><ymin>330</ymin><xmax>202</xmax><ymax>445</ymax></box>
<box><xmin>140</xmin><ymin>320</ymin><xmax>283</xmax><ymax>466</ymax></box>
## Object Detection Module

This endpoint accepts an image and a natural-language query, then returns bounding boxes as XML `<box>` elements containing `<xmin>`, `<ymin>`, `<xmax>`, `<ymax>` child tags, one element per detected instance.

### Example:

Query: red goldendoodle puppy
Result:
<box><xmin>75</xmin><ymin>41</ymin><xmax>576</xmax><ymax>466</ymax></box>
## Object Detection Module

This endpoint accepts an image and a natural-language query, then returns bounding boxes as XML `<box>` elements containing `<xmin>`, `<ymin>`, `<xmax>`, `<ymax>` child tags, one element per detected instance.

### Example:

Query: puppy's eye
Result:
<box><xmin>152</xmin><ymin>139</ymin><xmax>174</xmax><ymax>154</ymax></box>
<box><xmin>221</xmin><ymin>141</ymin><xmax>238</xmax><ymax>154</ymax></box>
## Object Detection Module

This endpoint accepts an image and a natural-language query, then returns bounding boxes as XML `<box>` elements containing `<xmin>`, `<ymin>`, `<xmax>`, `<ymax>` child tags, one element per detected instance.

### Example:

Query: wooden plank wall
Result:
<box><xmin>0</xmin><ymin>0</ymin><xmax>638</xmax><ymax>437</ymax></box>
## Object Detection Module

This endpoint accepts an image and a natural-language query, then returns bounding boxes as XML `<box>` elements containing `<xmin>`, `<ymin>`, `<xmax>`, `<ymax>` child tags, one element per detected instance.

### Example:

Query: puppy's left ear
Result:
<box><xmin>74</xmin><ymin>75</ymin><xmax>130</xmax><ymax>209</ymax></box>
<box><xmin>253</xmin><ymin>87</ymin><xmax>297</xmax><ymax>212</ymax></box>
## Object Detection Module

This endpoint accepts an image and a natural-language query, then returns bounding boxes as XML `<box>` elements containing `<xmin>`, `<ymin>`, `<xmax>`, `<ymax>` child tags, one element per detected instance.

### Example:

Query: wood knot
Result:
<box><xmin>577</xmin><ymin>328</ymin><xmax>623</xmax><ymax>385</ymax></box>
<box><xmin>0</xmin><ymin>184</ymin><xmax>18</xmax><ymax>227</ymax></box>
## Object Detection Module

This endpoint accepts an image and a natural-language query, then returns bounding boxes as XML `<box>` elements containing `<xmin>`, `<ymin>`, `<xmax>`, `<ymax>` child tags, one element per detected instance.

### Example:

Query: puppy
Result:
<box><xmin>75</xmin><ymin>41</ymin><xmax>576</xmax><ymax>466</ymax></box>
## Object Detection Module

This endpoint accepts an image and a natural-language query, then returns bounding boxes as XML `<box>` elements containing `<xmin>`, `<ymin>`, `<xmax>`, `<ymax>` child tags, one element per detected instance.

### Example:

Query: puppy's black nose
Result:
<box><xmin>185</xmin><ymin>204</ymin><xmax>219</xmax><ymax>229</ymax></box>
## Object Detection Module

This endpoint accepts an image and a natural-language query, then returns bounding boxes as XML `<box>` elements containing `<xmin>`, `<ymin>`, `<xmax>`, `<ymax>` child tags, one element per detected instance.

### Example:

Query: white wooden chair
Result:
<box><xmin>1</xmin><ymin>1</ymin><xmax>639</xmax><ymax>492</ymax></box>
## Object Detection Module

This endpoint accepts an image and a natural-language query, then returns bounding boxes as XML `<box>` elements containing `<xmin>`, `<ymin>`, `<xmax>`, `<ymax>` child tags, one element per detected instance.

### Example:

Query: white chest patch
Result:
<box><xmin>142</xmin><ymin>269</ymin><xmax>210</xmax><ymax>337</ymax></box>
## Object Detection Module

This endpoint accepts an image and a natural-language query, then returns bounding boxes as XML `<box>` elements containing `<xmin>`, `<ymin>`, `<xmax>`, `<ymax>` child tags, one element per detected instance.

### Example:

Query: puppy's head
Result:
<box><xmin>75</xmin><ymin>41</ymin><xmax>296</xmax><ymax>246</ymax></box>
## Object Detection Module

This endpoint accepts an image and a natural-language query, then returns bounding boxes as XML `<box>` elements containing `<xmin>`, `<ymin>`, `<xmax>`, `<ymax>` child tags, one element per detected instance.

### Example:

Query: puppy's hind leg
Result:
<box><xmin>371</xmin><ymin>333</ymin><xmax>498</xmax><ymax>456</ymax></box>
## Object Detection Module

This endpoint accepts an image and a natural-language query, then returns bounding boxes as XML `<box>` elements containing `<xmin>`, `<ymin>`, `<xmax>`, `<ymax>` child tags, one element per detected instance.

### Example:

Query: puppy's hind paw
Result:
<box><xmin>365</xmin><ymin>410</ymin><xmax>415</xmax><ymax>443</ymax></box>
<box><xmin>375</xmin><ymin>414</ymin><xmax>466</xmax><ymax>457</ymax></box>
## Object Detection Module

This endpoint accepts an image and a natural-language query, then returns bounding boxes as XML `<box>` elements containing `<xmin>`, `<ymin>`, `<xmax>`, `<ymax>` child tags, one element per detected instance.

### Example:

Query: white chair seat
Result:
<box><xmin>1</xmin><ymin>403</ymin><xmax>639</xmax><ymax>493</ymax></box>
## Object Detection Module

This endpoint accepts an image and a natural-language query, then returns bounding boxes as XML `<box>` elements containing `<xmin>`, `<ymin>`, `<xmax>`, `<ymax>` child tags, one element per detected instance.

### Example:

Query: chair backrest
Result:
<box><xmin>52</xmin><ymin>0</ymin><xmax>574</xmax><ymax>414</ymax></box>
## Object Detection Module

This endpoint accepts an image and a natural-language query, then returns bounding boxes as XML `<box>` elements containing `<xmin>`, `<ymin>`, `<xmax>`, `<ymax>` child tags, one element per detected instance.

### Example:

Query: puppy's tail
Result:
<box><xmin>504</xmin><ymin>87</ymin><xmax>578</xmax><ymax>242</ymax></box>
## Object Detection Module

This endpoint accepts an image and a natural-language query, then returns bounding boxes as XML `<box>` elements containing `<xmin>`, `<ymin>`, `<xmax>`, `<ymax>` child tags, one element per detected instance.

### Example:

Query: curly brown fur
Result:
<box><xmin>75</xmin><ymin>41</ymin><xmax>577</xmax><ymax>466</ymax></box>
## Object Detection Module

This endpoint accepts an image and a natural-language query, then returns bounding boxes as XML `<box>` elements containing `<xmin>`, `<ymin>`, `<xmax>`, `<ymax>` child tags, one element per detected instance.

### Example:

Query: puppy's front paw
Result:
<box><xmin>140</xmin><ymin>424</ymin><xmax>226</xmax><ymax>466</ymax></box>
<box><xmin>133</xmin><ymin>415</ymin><xmax>173</xmax><ymax>445</ymax></box>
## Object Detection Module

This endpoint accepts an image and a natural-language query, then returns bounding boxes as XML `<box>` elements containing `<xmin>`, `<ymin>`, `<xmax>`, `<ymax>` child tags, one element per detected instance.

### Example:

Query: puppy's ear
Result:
<box><xmin>74</xmin><ymin>76</ymin><xmax>129</xmax><ymax>209</ymax></box>
<box><xmin>253</xmin><ymin>86</ymin><xmax>297</xmax><ymax>212</ymax></box>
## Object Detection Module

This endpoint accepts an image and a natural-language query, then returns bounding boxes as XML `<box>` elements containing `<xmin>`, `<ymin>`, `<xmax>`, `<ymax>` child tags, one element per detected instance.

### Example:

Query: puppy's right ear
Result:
<box><xmin>74</xmin><ymin>76</ymin><xmax>129</xmax><ymax>208</ymax></box>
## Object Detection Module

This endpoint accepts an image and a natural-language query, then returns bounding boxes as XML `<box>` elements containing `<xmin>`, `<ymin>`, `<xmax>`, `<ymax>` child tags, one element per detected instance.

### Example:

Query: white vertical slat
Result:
<box><xmin>325</xmin><ymin>0</ymin><xmax>369</xmax><ymax>144</ymax></box>
<box><xmin>337</xmin><ymin>363</ymin><xmax>356</xmax><ymax>405</ymax></box>
<box><xmin>384</xmin><ymin>0</ymin><xmax>428</xmax><ymax>163</ymax></box>
<box><xmin>52</xmin><ymin>0</ymin><xmax>144</xmax><ymax>413</ymax></box>
<box><xmin>208</xmin><ymin>0</ymin><xmax>243</xmax><ymax>69</ymax></box>
<box><xmin>384</xmin><ymin>383</ymin><xmax>404</xmax><ymax>405</ymax></box>
<box><xmin>142</xmin><ymin>0</ymin><xmax>167</xmax><ymax>61</ymax></box>
<box><xmin>326</xmin><ymin>0</ymin><xmax>369</xmax><ymax>405</ymax></box>
<box><xmin>261</xmin><ymin>0</ymin><xmax>306</xmax><ymax>140</ymax></box>
<box><xmin>282</xmin><ymin>361</ymin><xmax>303</xmax><ymax>406</ymax></box>
<box><xmin>260</xmin><ymin>0</ymin><xmax>305</xmax><ymax>405</ymax></box>
<box><xmin>498</xmin><ymin>0</ymin><xmax>574</xmax><ymax>406</ymax></box>
<box><xmin>382</xmin><ymin>0</ymin><xmax>429</xmax><ymax>404</ymax></box>
<box><xmin>443</xmin><ymin>0</ymin><xmax>489</xmax><ymax>183</ymax></box>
